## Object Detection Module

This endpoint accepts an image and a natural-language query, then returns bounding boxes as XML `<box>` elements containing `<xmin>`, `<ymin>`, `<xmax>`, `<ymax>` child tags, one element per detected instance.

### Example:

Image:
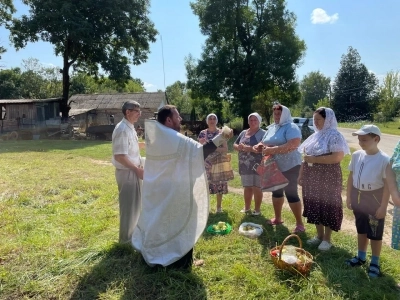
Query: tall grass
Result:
<box><xmin>0</xmin><ymin>140</ymin><xmax>399</xmax><ymax>299</ymax></box>
<box><xmin>338</xmin><ymin>120</ymin><xmax>400</xmax><ymax>135</ymax></box>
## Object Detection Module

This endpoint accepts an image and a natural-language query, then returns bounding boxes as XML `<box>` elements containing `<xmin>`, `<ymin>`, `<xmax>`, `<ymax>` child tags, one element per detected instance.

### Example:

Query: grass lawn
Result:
<box><xmin>1</xmin><ymin>140</ymin><xmax>399</xmax><ymax>299</ymax></box>
<box><xmin>338</xmin><ymin>120</ymin><xmax>400</xmax><ymax>135</ymax></box>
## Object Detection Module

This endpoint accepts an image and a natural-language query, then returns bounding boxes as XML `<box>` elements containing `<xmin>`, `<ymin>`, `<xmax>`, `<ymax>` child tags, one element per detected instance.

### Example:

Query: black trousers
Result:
<box><xmin>168</xmin><ymin>248</ymin><xmax>193</xmax><ymax>269</ymax></box>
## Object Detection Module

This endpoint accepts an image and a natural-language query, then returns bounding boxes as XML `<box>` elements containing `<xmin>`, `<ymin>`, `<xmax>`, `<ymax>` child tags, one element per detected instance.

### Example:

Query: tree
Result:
<box><xmin>252</xmin><ymin>82</ymin><xmax>301</xmax><ymax>125</ymax></box>
<box><xmin>69</xmin><ymin>73</ymin><xmax>145</xmax><ymax>96</ymax></box>
<box><xmin>300</xmin><ymin>71</ymin><xmax>330</xmax><ymax>108</ymax></box>
<box><xmin>378</xmin><ymin>71</ymin><xmax>400</xmax><ymax>121</ymax></box>
<box><xmin>19</xmin><ymin>58</ymin><xmax>62</xmax><ymax>99</ymax></box>
<box><xmin>165</xmin><ymin>81</ymin><xmax>192</xmax><ymax>114</ymax></box>
<box><xmin>9</xmin><ymin>0</ymin><xmax>157</xmax><ymax>118</ymax></box>
<box><xmin>0</xmin><ymin>0</ymin><xmax>16</xmax><ymax>60</ymax></box>
<box><xmin>187</xmin><ymin>0</ymin><xmax>305</xmax><ymax>128</ymax></box>
<box><xmin>313</xmin><ymin>97</ymin><xmax>330</xmax><ymax>110</ymax></box>
<box><xmin>0</xmin><ymin>68</ymin><xmax>22</xmax><ymax>98</ymax></box>
<box><xmin>331</xmin><ymin>47</ymin><xmax>379</xmax><ymax>122</ymax></box>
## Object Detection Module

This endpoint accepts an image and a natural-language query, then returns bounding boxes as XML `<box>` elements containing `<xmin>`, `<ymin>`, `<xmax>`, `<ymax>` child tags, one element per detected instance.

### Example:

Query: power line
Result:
<box><xmin>160</xmin><ymin>34</ymin><xmax>166</xmax><ymax>90</ymax></box>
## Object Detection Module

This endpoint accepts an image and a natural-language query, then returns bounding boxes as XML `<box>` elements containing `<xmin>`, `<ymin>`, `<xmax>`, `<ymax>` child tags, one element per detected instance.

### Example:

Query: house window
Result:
<box><xmin>1</xmin><ymin>105</ymin><xmax>6</xmax><ymax>120</ymax></box>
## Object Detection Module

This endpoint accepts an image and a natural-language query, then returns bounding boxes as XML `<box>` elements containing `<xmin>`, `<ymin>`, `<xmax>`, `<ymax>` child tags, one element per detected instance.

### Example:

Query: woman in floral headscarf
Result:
<box><xmin>298</xmin><ymin>107</ymin><xmax>350</xmax><ymax>251</ymax></box>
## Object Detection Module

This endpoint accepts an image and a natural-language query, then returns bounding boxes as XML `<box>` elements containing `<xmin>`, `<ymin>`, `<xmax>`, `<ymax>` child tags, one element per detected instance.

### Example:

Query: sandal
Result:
<box><xmin>240</xmin><ymin>208</ymin><xmax>251</xmax><ymax>213</ymax></box>
<box><xmin>252</xmin><ymin>210</ymin><xmax>261</xmax><ymax>216</ymax></box>
<box><xmin>345</xmin><ymin>256</ymin><xmax>366</xmax><ymax>267</ymax></box>
<box><xmin>266</xmin><ymin>218</ymin><xmax>284</xmax><ymax>225</ymax></box>
<box><xmin>368</xmin><ymin>263</ymin><xmax>381</xmax><ymax>278</ymax></box>
<box><xmin>292</xmin><ymin>224</ymin><xmax>306</xmax><ymax>233</ymax></box>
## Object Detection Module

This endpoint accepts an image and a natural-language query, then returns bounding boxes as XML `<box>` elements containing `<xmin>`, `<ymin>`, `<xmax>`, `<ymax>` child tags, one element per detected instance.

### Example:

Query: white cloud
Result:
<box><xmin>311</xmin><ymin>8</ymin><xmax>339</xmax><ymax>24</ymax></box>
<box><xmin>369</xmin><ymin>70</ymin><xmax>385</xmax><ymax>83</ymax></box>
<box><xmin>144</xmin><ymin>82</ymin><xmax>157</xmax><ymax>92</ymax></box>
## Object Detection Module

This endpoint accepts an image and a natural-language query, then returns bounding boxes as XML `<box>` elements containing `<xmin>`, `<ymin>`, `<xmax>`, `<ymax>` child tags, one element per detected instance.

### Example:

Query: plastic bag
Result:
<box><xmin>238</xmin><ymin>222</ymin><xmax>263</xmax><ymax>238</ymax></box>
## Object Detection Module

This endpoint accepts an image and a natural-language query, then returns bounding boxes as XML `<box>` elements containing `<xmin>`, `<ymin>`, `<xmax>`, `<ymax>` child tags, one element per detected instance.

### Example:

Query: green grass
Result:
<box><xmin>338</xmin><ymin>120</ymin><xmax>400</xmax><ymax>135</ymax></box>
<box><xmin>0</xmin><ymin>140</ymin><xmax>399</xmax><ymax>299</ymax></box>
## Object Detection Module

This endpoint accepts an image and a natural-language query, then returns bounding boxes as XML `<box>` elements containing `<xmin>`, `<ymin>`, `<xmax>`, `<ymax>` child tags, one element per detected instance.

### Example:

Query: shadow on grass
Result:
<box><xmin>202</xmin><ymin>211</ymin><xmax>234</xmax><ymax>241</ymax></box>
<box><xmin>256</xmin><ymin>227</ymin><xmax>400</xmax><ymax>299</ymax></box>
<box><xmin>70</xmin><ymin>243</ymin><xmax>206</xmax><ymax>300</ymax></box>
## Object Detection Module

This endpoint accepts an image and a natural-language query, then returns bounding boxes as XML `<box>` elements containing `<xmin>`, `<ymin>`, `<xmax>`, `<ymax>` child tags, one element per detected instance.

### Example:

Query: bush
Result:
<box><xmin>226</xmin><ymin>117</ymin><xmax>243</xmax><ymax>135</ymax></box>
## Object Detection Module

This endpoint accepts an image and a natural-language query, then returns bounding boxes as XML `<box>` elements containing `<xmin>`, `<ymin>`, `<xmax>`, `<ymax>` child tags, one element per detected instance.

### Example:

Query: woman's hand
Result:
<box><xmin>297</xmin><ymin>176</ymin><xmax>303</xmax><ymax>186</ymax></box>
<box><xmin>198</xmin><ymin>137</ymin><xmax>207</xmax><ymax>145</ymax></box>
<box><xmin>262</xmin><ymin>146</ymin><xmax>275</xmax><ymax>156</ymax></box>
<box><xmin>253</xmin><ymin>143</ymin><xmax>263</xmax><ymax>153</ymax></box>
<box><xmin>303</xmin><ymin>155</ymin><xmax>314</xmax><ymax>164</ymax></box>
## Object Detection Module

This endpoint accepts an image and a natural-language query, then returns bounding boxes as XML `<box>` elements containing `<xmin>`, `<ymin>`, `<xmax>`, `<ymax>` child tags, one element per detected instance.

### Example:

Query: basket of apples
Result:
<box><xmin>206</xmin><ymin>221</ymin><xmax>232</xmax><ymax>235</ymax></box>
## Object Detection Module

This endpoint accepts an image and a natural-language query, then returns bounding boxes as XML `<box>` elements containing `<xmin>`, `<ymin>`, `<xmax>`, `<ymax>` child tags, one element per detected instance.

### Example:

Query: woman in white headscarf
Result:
<box><xmin>233</xmin><ymin>112</ymin><xmax>266</xmax><ymax>215</ymax></box>
<box><xmin>198</xmin><ymin>113</ymin><xmax>229</xmax><ymax>213</ymax></box>
<box><xmin>298</xmin><ymin>107</ymin><xmax>350</xmax><ymax>251</ymax></box>
<box><xmin>254</xmin><ymin>103</ymin><xmax>305</xmax><ymax>232</ymax></box>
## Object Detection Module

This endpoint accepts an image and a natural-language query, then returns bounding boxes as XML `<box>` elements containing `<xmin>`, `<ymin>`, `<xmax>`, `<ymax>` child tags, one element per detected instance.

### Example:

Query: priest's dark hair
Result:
<box><xmin>157</xmin><ymin>105</ymin><xmax>177</xmax><ymax>124</ymax></box>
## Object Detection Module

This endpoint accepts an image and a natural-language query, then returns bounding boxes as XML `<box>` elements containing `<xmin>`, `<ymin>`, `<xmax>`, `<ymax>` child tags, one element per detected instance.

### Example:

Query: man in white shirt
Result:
<box><xmin>112</xmin><ymin>100</ymin><xmax>144</xmax><ymax>243</ymax></box>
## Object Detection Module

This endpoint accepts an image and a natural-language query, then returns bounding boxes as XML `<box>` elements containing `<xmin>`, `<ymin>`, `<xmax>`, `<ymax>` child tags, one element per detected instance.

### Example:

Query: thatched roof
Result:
<box><xmin>68</xmin><ymin>92</ymin><xmax>167</xmax><ymax>113</ymax></box>
<box><xmin>0</xmin><ymin>98</ymin><xmax>62</xmax><ymax>104</ymax></box>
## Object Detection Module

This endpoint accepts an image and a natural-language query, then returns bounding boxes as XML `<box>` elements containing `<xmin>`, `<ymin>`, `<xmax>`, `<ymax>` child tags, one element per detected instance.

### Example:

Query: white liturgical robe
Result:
<box><xmin>131</xmin><ymin>119</ymin><xmax>209</xmax><ymax>266</ymax></box>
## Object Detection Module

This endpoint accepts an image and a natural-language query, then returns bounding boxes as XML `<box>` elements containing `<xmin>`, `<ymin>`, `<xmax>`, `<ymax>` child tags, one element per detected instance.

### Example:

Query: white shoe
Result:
<box><xmin>240</xmin><ymin>208</ymin><xmax>251</xmax><ymax>213</ymax></box>
<box><xmin>307</xmin><ymin>237</ymin><xmax>322</xmax><ymax>245</ymax></box>
<box><xmin>318</xmin><ymin>241</ymin><xmax>332</xmax><ymax>251</ymax></box>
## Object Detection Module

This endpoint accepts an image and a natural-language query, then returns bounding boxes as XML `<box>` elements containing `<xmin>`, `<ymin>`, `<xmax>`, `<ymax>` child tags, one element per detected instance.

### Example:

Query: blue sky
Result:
<box><xmin>1</xmin><ymin>0</ymin><xmax>399</xmax><ymax>91</ymax></box>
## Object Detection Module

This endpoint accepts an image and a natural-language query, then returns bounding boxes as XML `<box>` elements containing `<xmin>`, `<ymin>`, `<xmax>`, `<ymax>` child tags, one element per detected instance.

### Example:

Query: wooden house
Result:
<box><xmin>0</xmin><ymin>98</ymin><xmax>62</xmax><ymax>134</ymax></box>
<box><xmin>68</xmin><ymin>92</ymin><xmax>168</xmax><ymax>131</ymax></box>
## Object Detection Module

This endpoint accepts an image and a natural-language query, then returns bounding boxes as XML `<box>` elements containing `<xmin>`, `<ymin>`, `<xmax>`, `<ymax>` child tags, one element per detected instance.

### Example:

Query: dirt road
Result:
<box><xmin>228</xmin><ymin>185</ymin><xmax>394</xmax><ymax>246</ymax></box>
<box><xmin>338</xmin><ymin>128</ymin><xmax>399</xmax><ymax>156</ymax></box>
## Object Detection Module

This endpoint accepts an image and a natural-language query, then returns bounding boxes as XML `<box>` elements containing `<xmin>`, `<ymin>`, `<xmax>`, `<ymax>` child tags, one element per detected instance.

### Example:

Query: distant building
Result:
<box><xmin>0</xmin><ymin>98</ymin><xmax>62</xmax><ymax>133</ymax></box>
<box><xmin>68</xmin><ymin>92</ymin><xmax>168</xmax><ymax>131</ymax></box>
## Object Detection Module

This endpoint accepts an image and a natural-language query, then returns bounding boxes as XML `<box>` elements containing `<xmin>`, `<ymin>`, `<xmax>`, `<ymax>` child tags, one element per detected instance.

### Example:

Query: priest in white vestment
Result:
<box><xmin>132</xmin><ymin>105</ymin><xmax>231</xmax><ymax>267</ymax></box>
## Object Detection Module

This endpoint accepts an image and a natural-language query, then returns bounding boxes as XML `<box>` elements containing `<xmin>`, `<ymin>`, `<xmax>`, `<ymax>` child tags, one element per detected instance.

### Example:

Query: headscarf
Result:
<box><xmin>298</xmin><ymin>107</ymin><xmax>350</xmax><ymax>156</ymax></box>
<box><xmin>206</xmin><ymin>113</ymin><xmax>218</xmax><ymax>124</ymax></box>
<box><xmin>248</xmin><ymin>112</ymin><xmax>262</xmax><ymax>125</ymax></box>
<box><xmin>267</xmin><ymin>104</ymin><xmax>292</xmax><ymax>130</ymax></box>
<box><xmin>276</xmin><ymin>105</ymin><xmax>293</xmax><ymax>126</ymax></box>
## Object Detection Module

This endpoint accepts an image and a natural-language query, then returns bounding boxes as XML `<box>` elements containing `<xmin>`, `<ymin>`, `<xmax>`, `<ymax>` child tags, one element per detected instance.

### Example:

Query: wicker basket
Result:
<box><xmin>269</xmin><ymin>234</ymin><xmax>313</xmax><ymax>276</ymax></box>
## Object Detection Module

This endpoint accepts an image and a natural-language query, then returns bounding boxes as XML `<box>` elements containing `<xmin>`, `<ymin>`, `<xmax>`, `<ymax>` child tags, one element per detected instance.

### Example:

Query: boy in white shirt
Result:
<box><xmin>346</xmin><ymin>125</ymin><xmax>390</xmax><ymax>278</ymax></box>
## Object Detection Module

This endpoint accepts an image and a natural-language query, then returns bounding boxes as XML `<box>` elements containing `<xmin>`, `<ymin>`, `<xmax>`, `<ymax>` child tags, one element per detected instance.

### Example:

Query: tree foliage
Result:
<box><xmin>9</xmin><ymin>0</ymin><xmax>157</xmax><ymax>118</ymax></box>
<box><xmin>331</xmin><ymin>47</ymin><xmax>379</xmax><ymax>122</ymax></box>
<box><xmin>0</xmin><ymin>0</ymin><xmax>16</xmax><ymax>60</ymax></box>
<box><xmin>69</xmin><ymin>73</ymin><xmax>145</xmax><ymax>96</ymax></box>
<box><xmin>0</xmin><ymin>59</ymin><xmax>145</xmax><ymax>99</ymax></box>
<box><xmin>165</xmin><ymin>81</ymin><xmax>192</xmax><ymax>115</ymax></box>
<box><xmin>187</xmin><ymin>0</ymin><xmax>305</xmax><ymax>128</ymax></box>
<box><xmin>0</xmin><ymin>68</ymin><xmax>22</xmax><ymax>99</ymax></box>
<box><xmin>0</xmin><ymin>0</ymin><xmax>14</xmax><ymax>25</ymax></box>
<box><xmin>300</xmin><ymin>71</ymin><xmax>330</xmax><ymax>108</ymax></box>
<box><xmin>252</xmin><ymin>83</ymin><xmax>301</xmax><ymax>125</ymax></box>
<box><xmin>378</xmin><ymin>71</ymin><xmax>400</xmax><ymax>121</ymax></box>
<box><xmin>313</xmin><ymin>97</ymin><xmax>330</xmax><ymax>110</ymax></box>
